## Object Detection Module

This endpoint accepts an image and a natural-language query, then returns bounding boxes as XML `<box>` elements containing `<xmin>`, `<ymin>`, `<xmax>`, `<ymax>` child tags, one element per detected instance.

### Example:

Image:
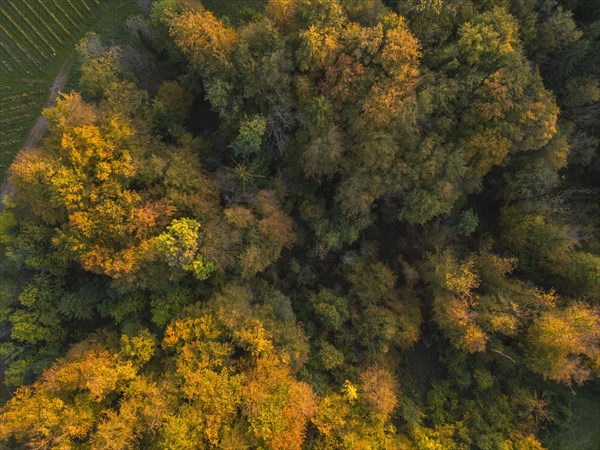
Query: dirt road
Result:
<box><xmin>22</xmin><ymin>71</ymin><xmax>69</xmax><ymax>150</ymax></box>
<box><xmin>0</xmin><ymin>62</ymin><xmax>70</xmax><ymax>211</ymax></box>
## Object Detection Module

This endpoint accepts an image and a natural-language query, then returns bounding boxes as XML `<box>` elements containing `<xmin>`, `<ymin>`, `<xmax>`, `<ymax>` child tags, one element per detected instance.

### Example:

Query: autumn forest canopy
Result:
<box><xmin>0</xmin><ymin>0</ymin><xmax>599</xmax><ymax>448</ymax></box>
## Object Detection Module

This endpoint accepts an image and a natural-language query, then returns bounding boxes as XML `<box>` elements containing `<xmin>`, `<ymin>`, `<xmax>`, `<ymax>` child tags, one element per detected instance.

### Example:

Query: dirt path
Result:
<box><xmin>22</xmin><ymin>71</ymin><xmax>69</xmax><ymax>149</ymax></box>
<box><xmin>0</xmin><ymin>61</ymin><xmax>71</xmax><ymax>211</ymax></box>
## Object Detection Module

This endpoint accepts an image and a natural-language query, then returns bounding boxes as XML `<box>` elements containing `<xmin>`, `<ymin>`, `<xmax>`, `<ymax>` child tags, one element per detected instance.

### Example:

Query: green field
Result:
<box><xmin>0</xmin><ymin>0</ymin><xmax>138</xmax><ymax>183</ymax></box>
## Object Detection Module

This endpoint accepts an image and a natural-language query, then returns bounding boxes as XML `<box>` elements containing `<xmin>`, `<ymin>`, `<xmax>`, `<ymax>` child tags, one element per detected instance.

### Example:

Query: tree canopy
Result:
<box><xmin>0</xmin><ymin>0</ymin><xmax>598</xmax><ymax>448</ymax></box>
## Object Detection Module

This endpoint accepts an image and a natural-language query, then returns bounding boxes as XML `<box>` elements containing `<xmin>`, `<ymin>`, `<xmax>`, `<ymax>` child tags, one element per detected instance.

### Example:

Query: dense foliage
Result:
<box><xmin>0</xmin><ymin>0</ymin><xmax>598</xmax><ymax>448</ymax></box>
